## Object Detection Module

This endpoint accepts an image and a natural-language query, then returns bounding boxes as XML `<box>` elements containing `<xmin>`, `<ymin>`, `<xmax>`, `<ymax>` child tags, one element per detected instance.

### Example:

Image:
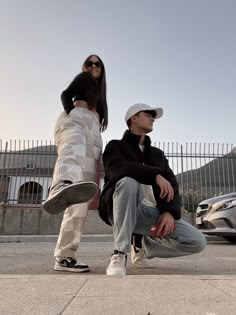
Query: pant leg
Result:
<box><xmin>54</xmin><ymin>108</ymin><xmax>102</xmax><ymax>258</ymax></box>
<box><xmin>133</xmin><ymin>205</ymin><xmax>206</xmax><ymax>259</ymax></box>
<box><xmin>51</xmin><ymin>108</ymin><xmax>102</xmax><ymax>188</ymax></box>
<box><xmin>111</xmin><ymin>177</ymin><xmax>145</xmax><ymax>252</ymax></box>
<box><xmin>134</xmin><ymin>214</ymin><xmax>206</xmax><ymax>259</ymax></box>
<box><xmin>54</xmin><ymin>203</ymin><xmax>88</xmax><ymax>257</ymax></box>
<box><xmin>111</xmin><ymin>177</ymin><xmax>206</xmax><ymax>257</ymax></box>
<box><xmin>51</xmin><ymin>111</ymin><xmax>85</xmax><ymax>188</ymax></box>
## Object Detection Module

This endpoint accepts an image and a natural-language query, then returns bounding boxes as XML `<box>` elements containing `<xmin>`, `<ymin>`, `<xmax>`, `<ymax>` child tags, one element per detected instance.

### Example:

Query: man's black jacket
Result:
<box><xmin>98</xmin><ymin>130</ymin><xmax>182</xmax><ymax>225</ymax></box>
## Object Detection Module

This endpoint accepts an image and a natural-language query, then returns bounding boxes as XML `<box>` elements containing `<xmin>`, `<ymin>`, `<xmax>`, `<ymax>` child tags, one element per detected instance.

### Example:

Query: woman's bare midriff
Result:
<box><xmin>73</xmin><ymin>100</ymin><xmax>97</xmax><ymax>113</ymax></box>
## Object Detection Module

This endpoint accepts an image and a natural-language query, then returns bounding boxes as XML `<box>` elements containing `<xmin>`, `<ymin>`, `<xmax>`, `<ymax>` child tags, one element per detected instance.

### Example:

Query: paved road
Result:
<box><xmin>0</xmin><ymin>238</ymin><xmax>235</xmax><ymax>275</ymax></box>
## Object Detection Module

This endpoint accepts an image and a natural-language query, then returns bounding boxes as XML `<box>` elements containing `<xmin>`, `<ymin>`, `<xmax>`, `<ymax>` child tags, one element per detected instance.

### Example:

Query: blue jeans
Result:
<box><xmin>110</xmin><ymin>177</ymin><xmax>206</xmax><ymax>258</ymax></box>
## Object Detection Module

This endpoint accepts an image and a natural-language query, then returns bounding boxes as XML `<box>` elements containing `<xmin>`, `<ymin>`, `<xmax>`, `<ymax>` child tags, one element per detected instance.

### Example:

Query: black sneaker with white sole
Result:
<box><xmin>54</xmin><ymin>257</ymin><xmax>90</xmax><ymax>273</ymax></box>
<box><xmin>43</xmin><ymin>180</ymin><xmax>98</xmax><ymax>215</ymax></box>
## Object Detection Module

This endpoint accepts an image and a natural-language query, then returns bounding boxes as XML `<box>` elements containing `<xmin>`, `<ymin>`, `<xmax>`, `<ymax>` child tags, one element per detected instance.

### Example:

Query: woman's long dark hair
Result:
<box><xmin>82</xmin><ymin>54</ymin><xmax>108</xmax><ymax>131</ymax></box>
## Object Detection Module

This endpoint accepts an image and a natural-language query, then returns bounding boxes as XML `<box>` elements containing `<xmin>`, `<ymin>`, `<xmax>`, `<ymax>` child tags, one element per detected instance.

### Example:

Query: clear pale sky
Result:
<box><xmin>0</xmin><ymin>0</ymin><xmax>235</xmax><ymax>146</ymax></box>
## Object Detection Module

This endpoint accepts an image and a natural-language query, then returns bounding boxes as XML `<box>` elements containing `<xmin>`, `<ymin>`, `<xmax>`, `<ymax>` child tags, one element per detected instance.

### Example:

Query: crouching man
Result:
<box><xmin>99</xmin><ymin>103</ymin><xmax>206</xmax><ymax>275</ymax></box>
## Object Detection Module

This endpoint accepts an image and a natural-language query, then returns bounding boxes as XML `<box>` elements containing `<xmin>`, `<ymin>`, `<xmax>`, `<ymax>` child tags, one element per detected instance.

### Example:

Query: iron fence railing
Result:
<box><xmin>156</xmin><ymin>142</ymin><xmax>236</xmax><ymax>212</ymax></box>
<box><xmin>0</xmin><ymin>140</ymin><xmax>236</xmax><ymax>212</ymax></box>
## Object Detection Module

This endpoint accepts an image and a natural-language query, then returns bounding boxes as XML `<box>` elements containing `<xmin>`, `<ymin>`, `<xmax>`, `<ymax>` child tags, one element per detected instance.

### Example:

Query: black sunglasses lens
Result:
<box><xmin>86</xmin><ymin>61</ymin><xmax>102</xmax><ymax>68</ymax></box>
<box><xmin>86</xmin><ymin>61</ymin><xmax>93</xmax><ymax>67</ymax></box>
<box><xmin>95</xmin><ymin>61</ymin><xmax>102</xmax><ymax>67</ymax></box>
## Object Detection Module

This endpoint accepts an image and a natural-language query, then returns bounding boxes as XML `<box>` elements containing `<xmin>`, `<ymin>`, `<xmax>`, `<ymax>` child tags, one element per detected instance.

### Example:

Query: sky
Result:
<box><xmin>0</xmin><ymin>0</ymin><xmax>236</xmax><ymax>148</ymax></box>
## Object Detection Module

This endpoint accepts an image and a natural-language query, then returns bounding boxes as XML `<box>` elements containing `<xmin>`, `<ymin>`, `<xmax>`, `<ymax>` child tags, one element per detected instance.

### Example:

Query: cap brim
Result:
<box><xmin>125</xmin><ymin>104</ymin><xmax>163</xmax><ymax>122</ymax></box>
<box><xmin>150</xmin><ymin>107</ymin><xmax>163</xmax><ymax>119</ymax></box>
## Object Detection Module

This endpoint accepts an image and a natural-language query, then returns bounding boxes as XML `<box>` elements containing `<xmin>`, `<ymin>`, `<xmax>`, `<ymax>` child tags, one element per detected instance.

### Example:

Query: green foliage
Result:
<box><xmin>181</xmin><ymin>191</ymin><xmax>207</xmax><ymax>213</ymax></box>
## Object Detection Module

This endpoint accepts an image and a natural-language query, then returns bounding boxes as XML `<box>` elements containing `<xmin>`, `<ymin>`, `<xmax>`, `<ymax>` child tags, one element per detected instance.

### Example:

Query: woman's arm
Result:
<box><xmin>61</xmin><ymin>72</ymin><xmax>98</xmax><ymax>114</ymax></box>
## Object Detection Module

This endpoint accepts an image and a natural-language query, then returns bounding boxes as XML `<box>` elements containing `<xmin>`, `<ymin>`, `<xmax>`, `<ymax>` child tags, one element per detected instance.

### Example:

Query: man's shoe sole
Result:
<box><xmin>131</xmin><ymin>261</ymin><xmax>150</xmax><ymax>268</ymax></box>
<box><xmin>106</xmin><ymin>270</ymin><xmax>126</xmax><ymax>276</ymax></box>
<box><xmin>43</xmin><ymin>181</ymin><xmax>98</xmax><ymax>215</ymax></box>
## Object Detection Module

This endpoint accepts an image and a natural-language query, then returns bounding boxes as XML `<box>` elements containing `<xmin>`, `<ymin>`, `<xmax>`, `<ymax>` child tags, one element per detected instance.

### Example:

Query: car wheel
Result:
<box><xmin>223</xmin><ymin>236</ymin><xmax>236</xmax><ymax>244</ymax></box>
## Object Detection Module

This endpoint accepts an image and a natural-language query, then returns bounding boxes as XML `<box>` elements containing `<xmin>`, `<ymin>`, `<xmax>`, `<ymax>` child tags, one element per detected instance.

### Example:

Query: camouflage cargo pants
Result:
<box><xmin>52</xmin><ymin>108</ymin><xmax>102</xmax><ymax>258</ymax></box>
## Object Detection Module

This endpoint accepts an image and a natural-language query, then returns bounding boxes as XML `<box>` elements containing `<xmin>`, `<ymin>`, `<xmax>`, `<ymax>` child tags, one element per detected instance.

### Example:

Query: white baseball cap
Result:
<box><xmin>125</xmin><ymin>103</ymin><xmax>163</xmax><ymax>123</ymax></box>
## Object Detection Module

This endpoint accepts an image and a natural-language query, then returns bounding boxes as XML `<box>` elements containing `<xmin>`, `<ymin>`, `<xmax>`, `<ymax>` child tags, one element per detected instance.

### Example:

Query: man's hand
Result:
<box><xmin>156</xmin><ymin>212</ymin><xmax>175</xmax><ymax>237</ymax></box>
<box><xmin>155</xmin><ymin>175</ymin><xmax>174</xmax><ymax>202</ymax></box>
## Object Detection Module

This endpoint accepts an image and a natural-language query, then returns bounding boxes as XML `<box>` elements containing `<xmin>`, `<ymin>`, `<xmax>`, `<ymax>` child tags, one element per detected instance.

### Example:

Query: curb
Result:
<box><xmin>0</xmin><ymin>234</ymin><xmax>114</xmax><ymax>243</ymax></box>
<box><xmin>0</xmin><ymin>234</ymin><xmax>224</xmax><ymax>243</ymax></box>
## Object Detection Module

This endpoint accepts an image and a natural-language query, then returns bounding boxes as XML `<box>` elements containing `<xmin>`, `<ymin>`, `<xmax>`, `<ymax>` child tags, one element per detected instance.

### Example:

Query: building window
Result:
<box><xmin>26</xmin><ymin>162</ymin><xmax>34</xmax><ymax>169</ymax></box>
<box><xmin>18</xmin><ymin>181</ymin><xmax>42</xmax><ymax>204</ymax></box>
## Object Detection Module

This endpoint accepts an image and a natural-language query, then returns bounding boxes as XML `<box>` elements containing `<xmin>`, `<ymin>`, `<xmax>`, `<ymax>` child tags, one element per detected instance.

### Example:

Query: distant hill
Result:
<box><xmin>176</xmin><ymin>147</ymin><xmax>236</xmax><ymax>196</ymax></box>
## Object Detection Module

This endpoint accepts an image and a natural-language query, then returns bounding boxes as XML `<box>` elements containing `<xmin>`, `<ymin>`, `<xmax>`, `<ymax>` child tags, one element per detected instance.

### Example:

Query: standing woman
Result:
<box><xmin>44</xmin><ymin>54</ymin><xmax>108</xmax><ymax>272</ymax></box>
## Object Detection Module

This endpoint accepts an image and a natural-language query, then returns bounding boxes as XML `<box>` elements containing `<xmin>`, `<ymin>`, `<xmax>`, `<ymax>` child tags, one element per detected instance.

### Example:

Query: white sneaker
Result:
<box><xmin>43</xmin><ymin>180</ymin><xmax>98</xmax><ymax>215</ymax></box>
<box><xmin>131</xmin><ymin>245</ymin><xmax>150</xmax><ymax>268</ymax></box>
<box><xmin>106</xmin><ymin>251</ymin><xmax>127</xmax><ymax>276</ymax></box>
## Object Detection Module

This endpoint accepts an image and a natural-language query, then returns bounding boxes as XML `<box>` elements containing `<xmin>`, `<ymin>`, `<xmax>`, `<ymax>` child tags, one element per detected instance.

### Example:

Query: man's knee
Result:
<box><xmin>190</xmin><ymin>232</ymin><xmax>207</xmax><ymax>254</ymax></box>
<box><xmin>115</xmin><ymin>177</ymin><xmax>139</xmax><ymax>195</ymax></box>
<box><xmin>196</xmin><ymin>233</ymin><xmax>207</xmax><ymax>253</ymax></box>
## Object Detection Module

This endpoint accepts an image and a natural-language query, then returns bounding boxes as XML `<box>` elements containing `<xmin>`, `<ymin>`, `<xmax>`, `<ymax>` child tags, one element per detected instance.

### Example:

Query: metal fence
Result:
<box><xmin>0</xmin><ymin>140</ymin><xmax>236</xmax><ymax>212</ymax></box>
<box><xmin>157</xmin><ymin>142</ymin><xmax>236</xmax><ymax>212</ymax></box>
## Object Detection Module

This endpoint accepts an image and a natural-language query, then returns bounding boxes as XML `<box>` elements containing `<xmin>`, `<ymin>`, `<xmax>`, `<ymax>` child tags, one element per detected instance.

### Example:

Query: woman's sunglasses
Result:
<box><xmin>85</xmin><ymin>61</ymin><xmax>103</xmax><ymax>68</ymax></box>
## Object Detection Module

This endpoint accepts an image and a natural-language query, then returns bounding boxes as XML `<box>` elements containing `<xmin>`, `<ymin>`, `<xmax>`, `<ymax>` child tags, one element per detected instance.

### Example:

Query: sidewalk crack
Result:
<box><xmin>59</xmin><ymin>279</ymin><xmax>88</xmax><ymax>314</ymax></box>
<box><xmin>204</xmin><ymin>279</ymin><xmax>236</xmax><ymax>298</ymax></box>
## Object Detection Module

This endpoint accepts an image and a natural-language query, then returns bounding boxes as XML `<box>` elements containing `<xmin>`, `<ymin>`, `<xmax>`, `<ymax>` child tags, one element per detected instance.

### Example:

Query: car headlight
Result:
<box><xmin>214</xmin><ymin>199</ymin><xmax>236</xmax><ymax>212</ymax></box>
<box><xmin>196</xmin><ymin>206</ymin><xmax>201</xmax><ymax>215</ymax></box>
<box><xmin>222</xmin><ymin>200</ymin><xmax>236</xmax><ymax>210</ymax></box>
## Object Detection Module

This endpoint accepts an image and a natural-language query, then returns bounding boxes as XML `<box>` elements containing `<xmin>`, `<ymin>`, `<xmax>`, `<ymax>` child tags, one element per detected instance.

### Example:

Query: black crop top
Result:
<box><xmin>61</xmin><ymin>72</ymin><xmax>99</xmax><ymax>114</ymax></box>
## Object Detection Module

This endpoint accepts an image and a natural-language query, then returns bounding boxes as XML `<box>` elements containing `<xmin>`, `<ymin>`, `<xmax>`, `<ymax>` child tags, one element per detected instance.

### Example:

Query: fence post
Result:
<box><xmin>180</xmin><ymin>144</ymin><xmax>184</xmax><ymax>209</ymax></box>
<box><xmin>0</xmin><ymin>142</ymin><xmax>8</xmax><ymax>203</ymax></box>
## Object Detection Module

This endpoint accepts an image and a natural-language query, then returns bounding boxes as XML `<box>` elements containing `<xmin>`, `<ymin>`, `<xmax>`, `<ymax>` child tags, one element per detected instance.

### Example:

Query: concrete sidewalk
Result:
<box><xmin>0</xmin><ymin>239</ymin><xmax>236</xmax><ymax>314</ymax></box>
<box><xmin>0</xmin><ymin>274</ymin><xmax>236</xmax><ymax>314</ymax></box>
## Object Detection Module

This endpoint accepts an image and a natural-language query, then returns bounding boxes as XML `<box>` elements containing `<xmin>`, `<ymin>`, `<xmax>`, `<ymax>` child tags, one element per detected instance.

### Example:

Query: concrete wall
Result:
<box><xmin>0</xmin><ymin>205</ymin><xmax>193</xmax><ymax>236</ymax></box>
<box><xmin>0</xmin><ymin>206</ymin><xmax>113</xmax><ymax>235</ymax></box>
